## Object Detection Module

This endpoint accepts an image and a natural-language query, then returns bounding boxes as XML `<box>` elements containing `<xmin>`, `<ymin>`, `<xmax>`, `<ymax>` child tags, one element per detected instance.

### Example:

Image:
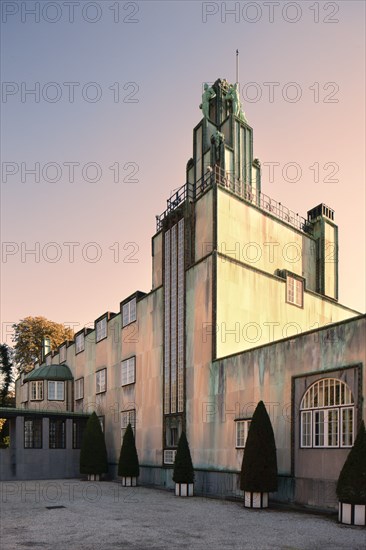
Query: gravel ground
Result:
<box><xmin>0</xmin><ymin>480</ymin><xmax>365</xmax><ymax>550</ymax></box>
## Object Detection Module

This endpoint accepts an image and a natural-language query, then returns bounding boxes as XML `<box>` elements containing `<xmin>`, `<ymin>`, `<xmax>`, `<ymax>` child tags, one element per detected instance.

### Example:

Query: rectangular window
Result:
<box><xmin>74</xmin><ymin>378</ymin><xmax>84</xmax><ymax>400</ymax></box>
<box><xmin>24</xmin><ymin>418</ymin><xmax>42</xmax><ymax>448</ymax></box>
<box><xmin>301</xmin><ymin>411</ymin><xmax>312</xmax><ymax>447</ymax></box>
<box><xmin>96</xmin><ymin>317</ymin><xmax>107</xmax><ymax>342</ymax></box>
<box><xmin>121</xmin><ymin>357</ymin><xmax>135</xmax><ymax>386</ymax></box>
<box><xmin>313</xmin><ymin>409</ymin><xmax>338</xmax><ymax>447</ymax></box>
<box><xmin>163</xmin><ymin>449</ymin><xmax>177</xmax><ymax>465</ymax></box>
<box><xmin>96</xmin><ymin>369</ymin><xmax>106</xmax><ymax>394</ymax></box>
<box><xmin>235</xmin><ymin>419</ymin><xmax>251</xmax><ymax>448</ymax></box>
<box><xmin>286</xmin><ymin>275</ymin><xmax>303</xmax><ymax>307</ymax></box>
<box><xmin>75</xmin><ymin>333</ymin><xmax>85</xmax><ymax>354</ymax></box>
<box><xmin>122</xmin><ymin>298</ymin><xmax>136</xmax><ymax>327</ymax></box>
<box><xmin>49</xmin><ymin>419</ymin><xmax>66</xmax><ymax>449</ymax></box>
<box><xmin>59</xmin><ymin>345</ymin><xmax>66</xmax><ymax>363</ymax></box>
<box><xmin>121</xmin><ymin>409</ymin><xmax>136</xmax><ymax>441</ymax></box>
<box><xmin>73</xmin><ymin>419</ymin><xmax>87</xmax><ymax>449</ymax></box>
<box><xmin>30</xmin><ymin>381</ymin><xmax>43</xmax><ymax>401</ymax></box>
<box><xmin>341</xmin><ymin>407</ymin><xmax>354</xmax><ymax>447</ymax></box>
<box><xmin>48</xmin><ymin>381</ymin><xmax>64</xmax><ymax>401</ymax></box>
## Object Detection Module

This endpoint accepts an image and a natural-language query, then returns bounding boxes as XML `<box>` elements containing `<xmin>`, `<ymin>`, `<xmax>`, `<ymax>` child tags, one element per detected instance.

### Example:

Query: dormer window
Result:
<box><xmin>96</xmin><ymin>317</ymin><xmax>107</xmax><ymax>342</ymax></box>
<box><xmin>75</xmin><ymin>332</ymin><xmax>85</xmax><ymax>354</ymax></box>
<box><xmin>59</xmin><ymin>345</ymin><xmax>66</xmax><ymax>363</ymax></box>
<box><xmin>122</xmin><ymin>298</ymin><xmax>136</xmax><ymax>327</ymax></box>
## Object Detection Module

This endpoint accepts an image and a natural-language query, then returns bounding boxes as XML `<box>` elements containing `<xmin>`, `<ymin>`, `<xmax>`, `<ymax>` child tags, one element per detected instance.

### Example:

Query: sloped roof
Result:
<box><xmin>24</xmin><ymin>364</ymin><xmax>73</xmax><ymax>381</ymax></box>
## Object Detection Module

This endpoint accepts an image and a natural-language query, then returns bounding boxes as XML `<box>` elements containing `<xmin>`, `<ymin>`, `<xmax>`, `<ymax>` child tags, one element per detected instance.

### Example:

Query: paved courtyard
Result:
<box><xmin>0</xmin><ymin>480</ymin><xmax>365</xmax><ymax>549</ymax></box>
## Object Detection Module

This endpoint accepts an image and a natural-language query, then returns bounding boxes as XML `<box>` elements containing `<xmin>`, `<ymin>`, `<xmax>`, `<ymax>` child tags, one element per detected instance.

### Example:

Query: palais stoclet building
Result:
<box><xmin>4</xmin><ymin>78</ymin><xmax>365</xmax><ymax>510</ymax></box>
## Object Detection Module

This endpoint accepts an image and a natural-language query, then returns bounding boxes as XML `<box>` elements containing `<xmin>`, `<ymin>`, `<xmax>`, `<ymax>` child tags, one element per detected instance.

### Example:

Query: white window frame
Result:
<box><xmin>75</xmin><ymin>332</ymin><xmax>85</xmax><ymax>354</ymax></box>
<box><xmin>300</xmin><ymin>378</ymin><xmax>355</xmax><ymax>449</ymax></box>
<box><xmin>96</xmin><ymin>369</ymin><xmax>106</xmax><ymax>394</ymax></box>
<box><xmin>74</xmin><ymin>377</ymin><xmax>84</xmax><ymax>400</ymax></box>
<box><xmin>122</xmin><ymin>298</ymin><xmax>137</xmax><ymax>327</ymax></box>
<box><xmin>59</xmin><ymin>345</ymin><xmax>66</xmax><ymax>363</ymax></box>
<box><xmin>48</xmin><ymin>380</ymin><xmax>64</xmax><ymax>401</ymax></box>
<box><xmin>30</xmin><ymin>380</ymin><xmax>43</xmax><ymax>401</ymax></box>
<box><xmin>286</xmin><ymin>275</ymin><xmax>303</xmax><ymax>307</ymax></box>
<box><xmin>121</xmin><ymin>409</ymin><xmax>136</xmax><ymax>441</ymax></box>
<box><xmin>96</xmin><ymin>317</ymin><xmax>107</xmax><ymax>343</ymax></box>
<box><xmin>121</xmin><ymin>357</ymin><xmax>136</xmax><ymax>386</ymax></box>
<box><xmin>163</xmin><ymin>449</ymin><xmax>177</xmax><ymax>465</ymax></box>
<box><xmin>235</xmin><ymin>419</ymin><xmax>251</xmax><ymax>448</ymax></box>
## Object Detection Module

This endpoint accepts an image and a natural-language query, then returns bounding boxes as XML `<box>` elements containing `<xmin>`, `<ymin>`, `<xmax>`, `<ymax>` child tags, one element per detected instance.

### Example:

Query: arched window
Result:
<box><xmin>300</xmin><ymin>378</ymin><xmax>354</xmax><ymax>448</ymax></box>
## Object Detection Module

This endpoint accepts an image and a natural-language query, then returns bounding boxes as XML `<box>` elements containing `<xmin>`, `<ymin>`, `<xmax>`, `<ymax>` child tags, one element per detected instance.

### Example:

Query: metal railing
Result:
<box><xmin>156</xmin><ymin>165</ymin><xmax>312</xmax><ymax>234</ymax></box>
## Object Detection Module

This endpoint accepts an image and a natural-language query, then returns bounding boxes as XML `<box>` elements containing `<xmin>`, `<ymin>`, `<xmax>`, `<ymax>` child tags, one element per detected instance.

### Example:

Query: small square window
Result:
<box><xmin>96</xmin><ymin>317</ymin><xmax>107</xmax><ymax>343</ymax></box>
<box><xmin>286</xmin><ymin>275</ymin><xmax>303</xmax><ymax>307</ymax></box>
<box><xmin>96</xmin><ymin>369</ymin><xmax>106</xmax><ymax>394</ymax></box>
<box><xmin>48</xmin><ymin>381</ymin><xmax>64</xmax><ymax>401</ymax></box>
<box><xmin>75</xmin><ymin>333</ymin><xmax>85</xmax><ymax>354</ymax></box>
<box><xmin>121</xmin><ymin>357</ymin><xmax>136</xmax><ymax>386</ymax></box>
<box><xmin>235</xmin><ymin>419</ymin><xmax>251</xmax><ymax>448</ymax></box>
<box><xmin>75</xmin><ymin>378</ymin><xmax>84</xmax><ymax>400</ymax></box>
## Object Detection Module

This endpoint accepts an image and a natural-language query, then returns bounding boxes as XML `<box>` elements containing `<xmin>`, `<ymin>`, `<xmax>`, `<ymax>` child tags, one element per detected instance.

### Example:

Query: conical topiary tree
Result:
<box><xmin>240</xmin><ymin>401</ymin><xmax>277</xmax><ymax>507</ymax></box>
<box><xmin>337</xmin><ymin>420</ymin><xmax>366</xmax><ymax>505</ymax></box>
<box><xmin>118</xmin><ymin>423</ymin><xmax>139</xmax><ymax>486</ymax></box>
<box><xmin>80</xmin><ymin>412</ymin><xmax>108</xmax><ymax>480</ymax></box>
<box><xmin>173</xmin><ymin>431</ymin><xmax>194</xmax><ymax>496</ymax></box>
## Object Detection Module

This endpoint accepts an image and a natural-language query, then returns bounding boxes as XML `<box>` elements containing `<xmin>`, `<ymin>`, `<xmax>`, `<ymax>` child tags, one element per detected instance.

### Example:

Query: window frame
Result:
<box><xmin>121</xmin><ymin>356</ymin><xmax>136</xmax><ymax>387</ymax></box>
<box><xmin>235</xmin><ymin>418</ymin><xmax>251</xmax><ymax>449</ymax></box>
<box><xmin>74</xmin><ymin>377</ymin><xmax>84</xmax><ymax>400</ymax></box>
<box><xmin>96</xmin><ymin>317</ymin><xmax>107</xmax><ymax>343</ymax></box>
<box><xmin>121</xmin><ymin>409</ymin><xmax>136</xmax><ymax>442</ymax></box>
<box><xmin>49</xmin><ymin>418</ymin><xmax>66</xmax><ymax>449</ymax></box>
<box><xmin>47</xmin><ymin>380</ymin><xmax>65</xmax><ymax>401</ymax></box>
<box><xmin>300</xmin><ymin>378</ymin><xmax>355</xmax><ymax>449</ymax></box>
<box><xmin>96</xmin><ymin>368</ymin><xmax>107</xmax><ymax>394</ymax></box>
<box><xmin>286</xmin><ymin>274</ymin><xmax>304</xmax><ymax>308</ymax></box>
<box><xmin>75</xmin><ymin>332</ymin><xmax>85</xmax><ymax>354</ymax></box>
<box><xmin>30</xmin><ymin>380</ymin><xmax>44</xmax><ymax>401</ymax></box>
<box><xmin>24</xmin><ymin>417</ymin><xmax>42</xmax><ymax>449</ymax></box>
<box><xmin>122</xmin><ymin>298</ymin><xmax>137</xmax><ymax>328</ymax></box>
<box><xmin>72</xmin><ymin>419</ymin><xmax>87</xmax><ymax>449</ymax></box>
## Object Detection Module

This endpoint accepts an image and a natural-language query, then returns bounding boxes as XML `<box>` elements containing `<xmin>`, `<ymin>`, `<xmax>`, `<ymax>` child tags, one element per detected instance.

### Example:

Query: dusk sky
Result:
<box><xmin>1</xmin><ymin>0</ymin><xmax>365</xmax><ymax>345</ymax></box>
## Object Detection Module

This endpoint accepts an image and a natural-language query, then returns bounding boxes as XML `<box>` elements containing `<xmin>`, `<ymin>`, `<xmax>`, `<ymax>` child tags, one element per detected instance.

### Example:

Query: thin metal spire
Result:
<box><xmin>236</xmin><ymin>49</ymin><xmax>239</xmax><ymax>84</ymax></box>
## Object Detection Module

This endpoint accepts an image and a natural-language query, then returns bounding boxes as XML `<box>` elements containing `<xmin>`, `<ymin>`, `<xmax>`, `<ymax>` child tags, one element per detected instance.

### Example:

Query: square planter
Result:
<box><xmin>244</xmin><ymin>491</ymin><xmax>268</xmax><ymax>509</ymax></box>
<box><xmin>87</xmin><ymin>474</ymin><xmax>100</xmax><ymax>481</ymax></box>
<box><xmin>338</xmin><ymin>502</ymin><xmax>366</xmax><ymax>526</ymax></box>
<box><xmin>121</xmin><ymin>476</ymin><xmax>137</xmax><ymax>487</ymax></box>
<box><xmin>175</xmin><ymin>483</ymin><xmax>194</xmax><ymax>497</ymax></box>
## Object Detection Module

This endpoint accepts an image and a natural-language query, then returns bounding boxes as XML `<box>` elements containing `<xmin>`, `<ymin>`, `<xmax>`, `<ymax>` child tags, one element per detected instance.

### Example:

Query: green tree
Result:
<box><xmin>12</xmin><ymin>316</ymin><xmax>74</xmax><ymax>372</ymax></box>
<box><xmin>0</xmin><ymin>344</ymin><xmax>14</xmax><ymax>405</ymax></box>
<box><xmin>80</xmin><ymin>412</ymin><xmax>108</xmax><ymax>476</ymax></box>
<box><xmin>118</xmin><ymin>423</ymin><xmax>139</xmax><ymax>478</ymax></box>
<box><xmin>240</xmin><ymin>401</ymin><xmax>278</xmax><ymax>493</ymax></box>
<box><xmin>336</xmin><ymin>420</ymin><xmax>366</xmax><ymax>505</ymax></box>
<box><xmin>173</xmin><ymin>431</ymin><xmax>194</xmax><ymax>484</ymax></box>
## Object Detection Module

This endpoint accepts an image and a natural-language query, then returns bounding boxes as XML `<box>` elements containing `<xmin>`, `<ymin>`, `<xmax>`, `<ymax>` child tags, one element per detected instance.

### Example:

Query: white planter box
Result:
<box><xmin>175</xmin><ymin>483</ymin><xmax>194</xmax><ymax>497</ymax></box>
<box><xmin>87</xmin><ymin>474</ymin><xmax>100</xmax><ymax>481</ymax></box>
<box><xmin>338</xmin><ymin>502</ymin><xmax>366</xmax><ymax>526</ymax></box>
<box><xmin>121</xmin><ymin>476</ymin><xmax>137</xmax><ymax>487</ymax></box>
<box><xmin>244</xmin><ymin>491</ymin><xmax>268</xmax><ymax>509</ymax></box>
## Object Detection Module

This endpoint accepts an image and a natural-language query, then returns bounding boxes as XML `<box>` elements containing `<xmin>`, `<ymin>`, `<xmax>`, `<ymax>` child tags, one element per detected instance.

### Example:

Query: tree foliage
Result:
<box><xmin>80</xmin><ymin>412</ymin><xmax>108</xmax><ymax>476</ymax></box>
<box><xmin>0</xmin><ymin>344</ymin><xmax>13</xmax><ymax>405</ymax></box>
<box><xmin>240</xmin><ymin>401</ymin><xmax>278</xmax><ymax>493</ymax></box>
<box><xmin>336</xmin><ymin>420</ymin><xmax>366</xmax><ymax>505</ymax></box>
<box><xmin>173</xmin><ymin>431</ymin><xmax>194</xmax><ymax>484</ymax></box>
<box><xmin>12</xmin><ymin>316</ymin><xmax>74</xmax><ymax>372</ymax></box>
<box><xmin>118</xmin><ymin>423</ymin><xmax>140</xmax><ymax>478</ymax></box>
